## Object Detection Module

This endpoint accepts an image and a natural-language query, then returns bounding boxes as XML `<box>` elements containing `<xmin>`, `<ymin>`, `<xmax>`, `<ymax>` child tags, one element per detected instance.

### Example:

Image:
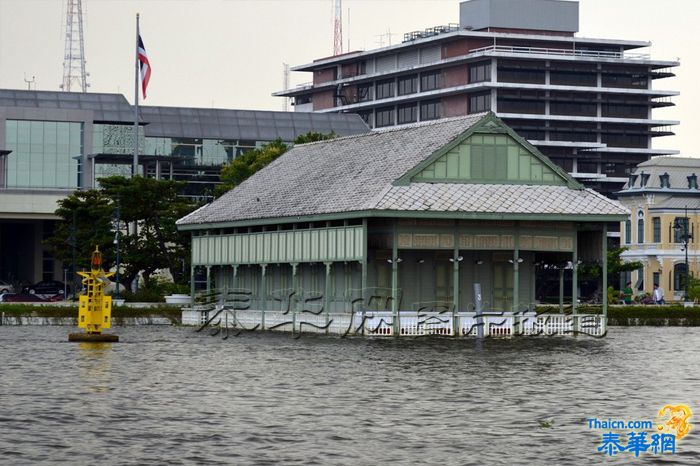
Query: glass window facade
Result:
<box><xmin>420</xmin><ymin>70</ymin><xmax>442</xmax><ymax>91</ymax></box>
<box><xmin>469</xmin><ymin>93</ymin><xmax>491</xmax><ymax>113</ymax></box>
<box><xmin>469</xmin><ymin>61</ymin><xmax>491</xmax><ymax>83</ymax></box>
<box><xmin>397</xmin><ymin>75</ymin><xmax>418</xmax><ymax>96</ymax></box>
<box><xmin>420</xmin><ymin>100</ymin><xmax>441</xmax><ymax>121</ymax></box>
<box><xmin>376</xmin><ymin>79</ymin><xmax>395</xmax><ymax>100</ymax></box>
<box><xmin>397</xmin><ymin>103</ymin><xmax>417</xmax><ymax>124</ymax></box>
<box><xmin>375</xmin><ymin>106</ymin><xmax>395</xmax><ymax>127</ymax></box>
<box><xmin>4</xmin><ymin>120</ymin><xmax>83</xmax><ymax>188</ymax></box>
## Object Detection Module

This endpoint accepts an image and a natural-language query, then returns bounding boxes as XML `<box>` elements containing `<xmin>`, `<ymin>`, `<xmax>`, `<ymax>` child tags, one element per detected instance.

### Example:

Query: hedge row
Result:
<box><xmin>0</xmin><ymin>304</ymin><xmax>183</xmax><ymax>323</ymax></box>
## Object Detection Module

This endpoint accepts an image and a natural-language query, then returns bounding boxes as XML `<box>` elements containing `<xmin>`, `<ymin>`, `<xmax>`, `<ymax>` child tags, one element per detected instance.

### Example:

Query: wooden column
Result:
<box><xmin>391</xmin><ymin>220</ymin><xmax>399</xmax><ymax>334</ymax></box>
<box><xmin>513</xmin><ymin>225</ymin><xmax>520</xmax><ymax>313</ymax></box>
<box><xmin>325</xmin><ymin>262</ymin><xmax>332</xmax><ymax>332</ymax></box>
<box><xmin>602</xmin><ymin>224</ymin><xmax>608</xmax><ymax>320</ymax></box>
<box><xmin>189</xmin><ymin>265</ymin><xmax>195</xmax><ymax>306</ymax></box>
<box><xmin>361</xmin><ymin>218</ymin><xmax>368</xmax><ymax>310</ymax></box>
<box><xmin>260</xmin><ymin>264</ymin><xmax>267</xmax><ymax>329</ymax></box>
<box><xmin>291</xmin><ymin>263</ymin><xmax>299</xmax><ymax>332</ymax></box>
<box><xmin>572</xmin><ymin>228</ymin><xmax>578</xmax><ymax>314</ymax></box>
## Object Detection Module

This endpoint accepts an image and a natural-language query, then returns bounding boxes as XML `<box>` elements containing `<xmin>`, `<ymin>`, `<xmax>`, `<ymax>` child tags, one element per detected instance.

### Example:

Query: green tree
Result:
<box><xmin>44</xmin><ymin>189</ymin><xmax>114</xmax><ymax>273</ymax></box>
<box><xmin>607</xmin><ymin>247</ymin><xmax>643</xmax><ymax>284</ymax></box>
<box><xmin>98</xmin><ymin>176</ymin><xmax>195</xmax><ymax>286</ymax></box>
<box><xmin>46</xmin><ymin>176</ymin><xmax>197</xmax><ymax>290</ymax></box>
<box><xmin>215</xmin><ymin>132</ymin><xmax>337</xmax><ymax>197</ymax></box>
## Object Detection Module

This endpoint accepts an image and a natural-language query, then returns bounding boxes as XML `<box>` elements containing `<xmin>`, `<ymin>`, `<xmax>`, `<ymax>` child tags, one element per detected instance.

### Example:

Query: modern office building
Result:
<box><xmin>617</xmin><ymin>157</ymin><xmax>700</xmax><ymax>300</ymax></box>
<box><xmin>0</xmin><ymin>88</ymin><xmax>369</xmax><ymax>284</ymax></box>
<box><xmin>275</xmin><ymin>0</ymin><xmax>679</xmax><ymax>195</ymax></box>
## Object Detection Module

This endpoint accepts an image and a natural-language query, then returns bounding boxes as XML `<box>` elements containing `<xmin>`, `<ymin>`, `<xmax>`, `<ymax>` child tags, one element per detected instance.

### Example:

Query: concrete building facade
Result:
<box><xmin>617</xmin><ymin>157</ymin><xmax>700</xmax><ymax>301</ymax></box>
<box><xmin>276</xmin><ymin>0</ymin><xmax>679</xmax><ymax>196</ymax></box>
<box><xmin>0</xmin><ymin>89</ymin><xmax>369</xmax><ymax>285</ymax></box>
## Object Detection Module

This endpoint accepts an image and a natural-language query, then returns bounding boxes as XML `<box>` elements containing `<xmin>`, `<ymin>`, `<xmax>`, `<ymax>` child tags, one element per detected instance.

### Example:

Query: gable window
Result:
<box><xmin>420</xmin><ymin>99</ymin><xmax>441</xmax><ymax>121</ymax></box>
<box><xmin>653</xmin><ymin>217</ymin><xmax>661</xmax><ymax>243</ymax></box>
<box><xmin>659</xmin><ymin>172</ymin><xmax>671</xmax><ymax>188</ymax></box>
<box><xmin>397</xmin><ymin>75</ymin><xmax>418</xmax><ymax>96</ymax></box>
<box><xmin>397</xmin><ymin>103</ymin><xmax>417</xmax><ymax>124</ymax></box>
<box><xmin>628</xmin><ymin>174</ymin><xmax>638</xmax><ymax>187</ymax></box>
<box><xmin>376</xmin><ymin>79</ymin><xmax>395</xmax><ymax>100</ymax></box>
<box><xmin>640</xmin><ymin>172</ymin><xmax>650</xmax><ymax>187</ymax></box>
<box><xmin>688</xmin><ymin>173</ymin><xmax>698</xmax><ymax>189</ymax></box>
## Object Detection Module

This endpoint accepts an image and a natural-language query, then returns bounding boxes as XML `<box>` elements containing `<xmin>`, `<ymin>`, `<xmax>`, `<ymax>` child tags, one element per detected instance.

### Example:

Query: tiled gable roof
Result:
<box><xmin>178</xmin><ymin>114</ymin><xmax>627</xmax><ymax>227</ymax></box>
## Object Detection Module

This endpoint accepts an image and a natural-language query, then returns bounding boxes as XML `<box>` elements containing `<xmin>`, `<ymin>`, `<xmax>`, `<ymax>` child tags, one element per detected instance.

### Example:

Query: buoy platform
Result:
<box><xmin>68</xmin><ymin>333</ymin><xmax>119</xmax><ymax>342</ymax></box>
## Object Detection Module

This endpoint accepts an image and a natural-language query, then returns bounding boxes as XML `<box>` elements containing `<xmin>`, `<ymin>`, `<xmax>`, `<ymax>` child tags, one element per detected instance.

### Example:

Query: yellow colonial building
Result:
<box><xmin>617</xmin><ymin>157</ymin><xmax>700</xmax><ymax>300</ymax></box>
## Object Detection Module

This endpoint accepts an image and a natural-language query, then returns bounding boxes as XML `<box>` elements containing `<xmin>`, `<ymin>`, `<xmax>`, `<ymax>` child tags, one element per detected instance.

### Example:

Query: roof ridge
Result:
<box><xmin>293</xmin><ymin>113</ymin><xmax>487</xmax><ymax>148</ymax></box>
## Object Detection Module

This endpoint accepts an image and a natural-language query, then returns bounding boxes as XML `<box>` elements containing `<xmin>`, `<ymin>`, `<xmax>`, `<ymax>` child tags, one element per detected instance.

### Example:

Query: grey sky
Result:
<box><xmin>0</xmin><ymin>0</ymin><xmax>697</xmax><ymax>155</ymax></box>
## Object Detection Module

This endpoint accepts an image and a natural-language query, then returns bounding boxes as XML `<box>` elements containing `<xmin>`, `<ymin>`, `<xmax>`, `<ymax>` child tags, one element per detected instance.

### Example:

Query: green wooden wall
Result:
<box><xmin>412</xmin><ymin>133</ymin><xmax>566</xmax><ymax>185</ymax></box>
<box><xmin>192</xmin><ymin>225</ymin><xmax>365</xmax><ymax>266</ymax></box>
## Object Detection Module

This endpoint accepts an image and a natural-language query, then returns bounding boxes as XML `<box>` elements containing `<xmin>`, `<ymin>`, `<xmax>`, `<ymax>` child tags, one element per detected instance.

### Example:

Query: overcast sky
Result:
<box><xmin>0</xmin><ymin>0</ymin><xmax>697</xmax><ymax>155</ymax></box>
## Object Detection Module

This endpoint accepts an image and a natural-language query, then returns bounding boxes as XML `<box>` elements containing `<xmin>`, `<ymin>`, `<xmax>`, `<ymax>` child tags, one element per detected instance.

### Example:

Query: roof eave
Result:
<box><xmin>177</xmin><ymin>209</ymin><xmax>627</xmax><ymax>231</ymax></box>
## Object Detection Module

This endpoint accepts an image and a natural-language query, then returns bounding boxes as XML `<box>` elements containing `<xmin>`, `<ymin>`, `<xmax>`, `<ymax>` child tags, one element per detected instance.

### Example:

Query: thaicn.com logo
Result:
<box><xmin>587</xmin><ymin>404</ymin><xmax>693</xmax><ymax>457</ymax></box>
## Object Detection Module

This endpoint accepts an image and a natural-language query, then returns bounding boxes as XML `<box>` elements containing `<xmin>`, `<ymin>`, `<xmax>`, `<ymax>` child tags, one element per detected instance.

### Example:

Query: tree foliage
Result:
<box><xmin>215</xmin><ymin>132</ymin><xmax>337</xmax><ymax>197</ymax></box>
<box><xmin>608</xmin><ymin>247</ymin><xmax>643</xmax><ymax>276</ymax></box>
<box><xmin>45</xmin><ymin>190</ymin><xmax>115</xmax><ymax>272</ymax></box>
<box><xmin>45</xmin><ymin>176</ymin><xmax>197</xmax><ymax>289</ymax></box>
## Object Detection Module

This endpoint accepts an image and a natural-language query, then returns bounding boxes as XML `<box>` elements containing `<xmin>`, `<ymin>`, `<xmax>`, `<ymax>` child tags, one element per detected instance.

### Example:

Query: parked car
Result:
<box><xmin>0</xmin><ymin>293</ymin><xmax>46</xmax><ymax>303</ymax></box>
<box><xmin>0</xmin><ymin>280</ymin><xmax>16</xmax><ymax>294</ymax></box>
<box><xmin>24</xmin><ymin>280</ymin><xmax>70</xmax><ymax>296</ymax></box>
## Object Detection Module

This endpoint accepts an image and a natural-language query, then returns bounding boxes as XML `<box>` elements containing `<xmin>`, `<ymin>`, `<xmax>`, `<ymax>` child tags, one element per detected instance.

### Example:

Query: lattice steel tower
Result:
<box><xmin>333</xmin><ymin>0</ymin><xmax>342</xmax><ymax>56</ymax></box>
<box><xmin>61</xmin><ymin>0</ymin><xmax>89</xmax><ymax>92</ymax></box>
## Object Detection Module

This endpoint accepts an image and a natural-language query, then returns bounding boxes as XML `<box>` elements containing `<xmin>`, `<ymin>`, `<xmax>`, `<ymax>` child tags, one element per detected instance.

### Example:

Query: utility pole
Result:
<box><xmin>673</xmin><ymin>206</ymin><xmax>693</xmax><ymax>302</ymax></box>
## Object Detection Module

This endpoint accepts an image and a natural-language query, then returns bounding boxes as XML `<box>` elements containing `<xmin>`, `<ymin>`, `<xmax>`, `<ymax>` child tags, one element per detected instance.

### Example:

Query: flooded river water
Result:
<box><xmin>1</xmin><ymin>326</ymin><xmax>699</xmax><ymax>465</ymax></box>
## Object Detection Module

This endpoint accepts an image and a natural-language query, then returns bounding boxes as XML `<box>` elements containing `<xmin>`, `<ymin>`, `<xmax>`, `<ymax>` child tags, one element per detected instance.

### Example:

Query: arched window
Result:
<box><xmin>674</xmin><ymin>263</ymin><xmax>688</xmax><ymax>291</ymax></box>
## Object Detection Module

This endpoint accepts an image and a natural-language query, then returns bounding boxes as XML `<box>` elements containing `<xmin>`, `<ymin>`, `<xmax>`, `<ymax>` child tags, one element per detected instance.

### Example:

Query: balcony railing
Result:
<box><xmin>471</xmin><ymin>45</ymin><xmax>651</xmax><ymax>60</ymax></box>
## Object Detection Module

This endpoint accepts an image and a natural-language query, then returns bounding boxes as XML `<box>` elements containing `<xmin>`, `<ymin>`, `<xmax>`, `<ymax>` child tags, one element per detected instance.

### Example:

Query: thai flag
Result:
<box><xmin>138</xmin><ymin>35</ymin><xmax>151</xmax><ymax>99</ymax></box>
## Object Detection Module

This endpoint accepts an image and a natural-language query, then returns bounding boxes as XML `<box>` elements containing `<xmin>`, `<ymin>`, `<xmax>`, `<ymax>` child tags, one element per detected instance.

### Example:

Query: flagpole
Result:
<box><xmin>133</xmin><ymin>13</ymin><xmax>140</xmax><ymax>177</ymax></box>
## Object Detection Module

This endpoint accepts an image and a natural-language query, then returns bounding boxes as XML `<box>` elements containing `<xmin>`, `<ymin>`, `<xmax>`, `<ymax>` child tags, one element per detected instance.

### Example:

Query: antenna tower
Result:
<box><xmin>333</xmin><ymin>0</ymin><xmax>342</xmax><ymax>55</ymax></box>
<box><xmin>282</xmin><ymin>63</ymin><xmax>290</xmax><ymax>111</ymax></box>
<box><xmin>61</xmin><ymin>0</ymin><xmax>89</xmax><ymax>92</ymax></box>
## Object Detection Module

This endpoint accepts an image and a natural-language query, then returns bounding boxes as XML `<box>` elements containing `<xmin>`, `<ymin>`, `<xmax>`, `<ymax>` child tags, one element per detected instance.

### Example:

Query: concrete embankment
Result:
<box><xmin>0</xmin><ymin>303</ymin><xmax>182</xmax><ymax>326</ymax></box>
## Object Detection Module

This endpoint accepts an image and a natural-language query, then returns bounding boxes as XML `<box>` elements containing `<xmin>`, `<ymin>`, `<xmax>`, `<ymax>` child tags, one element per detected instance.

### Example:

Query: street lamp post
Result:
<box><xmin>112</xmin><ymin>201</ymin><xmax>121</xmax><ymax>300</ymax></box>
<box><xmin>673</xmin><ymin>206</ymin><xmax>693</xmax><ymax>302</ymax></box>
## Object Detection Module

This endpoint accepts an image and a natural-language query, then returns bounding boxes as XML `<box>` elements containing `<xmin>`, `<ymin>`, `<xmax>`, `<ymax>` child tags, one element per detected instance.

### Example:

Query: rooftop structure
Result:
<box><xmin>178</xmin><ymin>113</ymin><xmax>626</xmax><ymax>336</ymax></box>
<box><xmin>275</xmin><ymin>0</ymin><xmax>679</xmax><ymax>196</ymax></box>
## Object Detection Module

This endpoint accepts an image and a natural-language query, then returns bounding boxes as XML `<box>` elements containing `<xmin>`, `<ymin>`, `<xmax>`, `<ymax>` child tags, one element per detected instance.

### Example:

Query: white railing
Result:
<box><xmin>471</xmin><ymin>45</ymin><xmax>651</xmax><ymax>61</ymax></box>
<box><xmin>184</xmin><ymin>307</ymin><xmax>605</xmax><ymax>337</ymax></box>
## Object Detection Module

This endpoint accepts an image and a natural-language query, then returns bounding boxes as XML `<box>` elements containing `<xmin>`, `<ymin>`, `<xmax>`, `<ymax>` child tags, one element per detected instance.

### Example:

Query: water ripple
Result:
<box><xmin>0</xmin><ymin>326</ymin><xmax>698</xmax><ymax>465</ymax></box>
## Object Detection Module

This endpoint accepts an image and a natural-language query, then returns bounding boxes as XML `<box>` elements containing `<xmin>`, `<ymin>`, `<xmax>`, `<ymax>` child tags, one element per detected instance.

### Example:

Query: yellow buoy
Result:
<box><xmin>68</xmin><ymin>246</ymin><xmax>119</xmax><ymax>343</ymax></box>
